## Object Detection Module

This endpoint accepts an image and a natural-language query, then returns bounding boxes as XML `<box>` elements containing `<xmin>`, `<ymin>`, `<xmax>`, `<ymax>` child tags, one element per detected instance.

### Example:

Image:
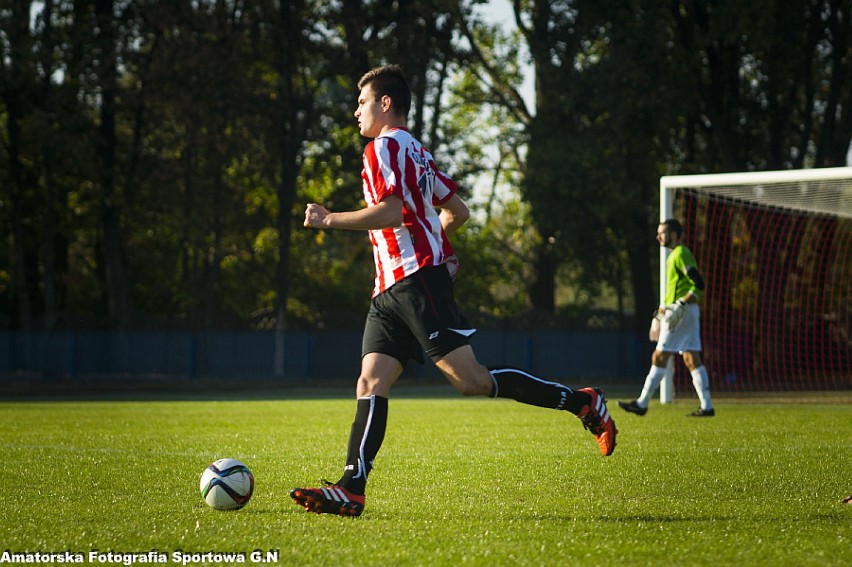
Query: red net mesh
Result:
<box><xmin>674</xmin><ymin>190</ymin><xmax>852</xmax><ymax>392</ymax></box>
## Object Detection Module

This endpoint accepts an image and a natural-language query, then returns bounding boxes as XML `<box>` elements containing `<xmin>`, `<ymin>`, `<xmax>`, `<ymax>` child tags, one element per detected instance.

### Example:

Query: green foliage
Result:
<box><xmin>1</xmin><ymin>0</ymin><xmax>849</xmax><ymax>332</ymax></box>
<box><xmin>452</xmin><ymin>198</ymin><xmax>538</xmax><ymax>317</ymax></box>
<box><xmin>1</xmin><ymin>392</ymin><xmax>850</xmax><ymax>565</ymax></box>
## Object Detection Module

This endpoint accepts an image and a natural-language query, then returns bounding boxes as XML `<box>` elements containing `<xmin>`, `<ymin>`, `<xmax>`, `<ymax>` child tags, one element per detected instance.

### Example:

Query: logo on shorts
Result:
<box><xmin>429</xmin><ymin>331</ymin><xmax>440</xmax><ymax>340</ymax></box>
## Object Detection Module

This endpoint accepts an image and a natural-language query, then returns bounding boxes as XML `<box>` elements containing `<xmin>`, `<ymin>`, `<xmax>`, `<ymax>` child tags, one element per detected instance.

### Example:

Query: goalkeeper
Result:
<box><xmin>619</xmin><ymin>218</ymin><xmax>715</xmax><ymax>417</ymax></box>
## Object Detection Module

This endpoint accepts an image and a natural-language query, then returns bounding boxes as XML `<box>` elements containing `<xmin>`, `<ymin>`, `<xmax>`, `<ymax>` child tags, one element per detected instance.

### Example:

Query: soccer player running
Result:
<box><xmin>290</xmin><ymin>64</ymin><xmax>617</xmax><ymax>517</ymax></box>
<box><xmin>619</xmin><ymin>219</ymin><xmax>715</xmax><ymax>417</ymax></box>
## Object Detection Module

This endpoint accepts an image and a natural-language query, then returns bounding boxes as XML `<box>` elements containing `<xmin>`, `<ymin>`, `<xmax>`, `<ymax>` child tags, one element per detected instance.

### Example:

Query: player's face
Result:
<box><xmin>657</xmin><ymin>224</ymin><xmax>680</xmax><ymax>248</ymax></box>
<box><xmin>355</xmin><ymin>86</ymin><xmax>385</xmax><ymax>138</ymax></box>
<box><xmin>656</xmin><ymin>225</ymin><xmax>670</xmax><ymax>247</ymax></box>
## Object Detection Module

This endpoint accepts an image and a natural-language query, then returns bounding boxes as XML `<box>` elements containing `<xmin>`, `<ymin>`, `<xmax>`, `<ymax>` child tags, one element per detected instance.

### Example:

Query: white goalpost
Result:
<box><xmin>658</xmin><ymin>167</ymin><xmax>852</xmax><ymax>402</ymax></box>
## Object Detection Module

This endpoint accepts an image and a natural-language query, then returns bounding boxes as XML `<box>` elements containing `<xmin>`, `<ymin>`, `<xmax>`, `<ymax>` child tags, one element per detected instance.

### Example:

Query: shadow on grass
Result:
<box><xmin>0</xmin><ymin>381</ymin><xmax>455</xmax><ymax>402</ymax></box>
<box><xmin>0</xmin><ymin>380</ymin><xmax>638</xmax><ymax>403</ymax></box>
<box><xmin>595</xmin><ymin>514</ymin><xmax>728</xmax><ymax>523</ymax></box>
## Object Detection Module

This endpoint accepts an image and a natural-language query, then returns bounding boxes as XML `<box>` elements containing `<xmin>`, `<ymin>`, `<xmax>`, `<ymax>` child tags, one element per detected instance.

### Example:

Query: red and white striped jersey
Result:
<box><xmin>361</xmin><ymin>127</ymin><xmax>458</xmax><ymax>296</ymax></box>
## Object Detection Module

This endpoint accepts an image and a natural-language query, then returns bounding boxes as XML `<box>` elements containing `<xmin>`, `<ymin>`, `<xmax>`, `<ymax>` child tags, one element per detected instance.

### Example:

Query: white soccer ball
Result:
<box><xmin>199</xmin><ymin>458</ymin><xmax>254</xmax><ymax>510</ymax></box>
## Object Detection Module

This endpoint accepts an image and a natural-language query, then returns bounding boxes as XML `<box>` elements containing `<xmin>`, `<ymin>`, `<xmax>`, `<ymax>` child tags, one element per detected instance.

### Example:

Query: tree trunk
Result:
<box><xmin>3</xmin><ymin>0</ymin><xmax>36</xmax><ymax>329</ymax></box>
<box><xmin>528</xmin><ymin>240</ymin><xmax>556</xmax><ymax>312</ymax></box>
<box><xmin>270</xmin><ymin>0</ymin><xmax>308</xmax><ymax>374</ymax></box>
<box><xmin>626</xmin><ymin>234</ymin><xmax>655</xmax><ymax>344</ymax></box>
<box><xmin>41</xmin><ymin>0</ymin><xmax>58</xmax><ymax>329</ymax></box>
<box><xmin>96</xmin><ymin>0</ymin><xmax>130</xmax><ymax>328</ymax></box>
<box><xmin>817</xmin><ymin>0</ymin><xmax>851</xmax><ymax>166</ymax></box>
<box><xmin>205</xmin><ymin>170</ymin><xmax>224</xmax><ymax>329</ymax></box>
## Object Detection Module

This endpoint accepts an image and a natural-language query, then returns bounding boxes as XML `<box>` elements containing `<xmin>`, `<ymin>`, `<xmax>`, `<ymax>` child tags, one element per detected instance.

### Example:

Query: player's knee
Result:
<box><xmin>651</xmin><ymin>350</ymin><xmax>669</xmax><ymax>367</ymax></box>
<box><xmin>356</xmin><ymin>373</ymin><xmax>392</xmax><ymax>397</ymax></box>
<box><xmin>682</xmin><ymin>351</ymin><xmax>702</xmax><ymax>370</ymax></box>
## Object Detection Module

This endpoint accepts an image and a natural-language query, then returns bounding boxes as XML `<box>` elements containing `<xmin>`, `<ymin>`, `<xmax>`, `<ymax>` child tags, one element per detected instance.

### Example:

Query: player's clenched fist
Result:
<box><xmin>304</xmin><ymin>203</ymin><xmax>330</xmax><ymax>228</ymax></box>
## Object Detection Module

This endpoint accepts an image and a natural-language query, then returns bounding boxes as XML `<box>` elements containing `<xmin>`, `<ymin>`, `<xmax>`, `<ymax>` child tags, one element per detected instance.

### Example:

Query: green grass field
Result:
<box><xmin>1</xmin><ymin>387</ymin><xmax>850</xmax><ymax>566</ymax></box>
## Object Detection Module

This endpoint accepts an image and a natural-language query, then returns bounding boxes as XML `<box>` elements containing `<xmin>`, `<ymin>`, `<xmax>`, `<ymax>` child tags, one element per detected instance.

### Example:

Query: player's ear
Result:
<box><xmin>380</xmin><ymin>95</ymin><xmax>393</xmax><ymax>113</ymax></box>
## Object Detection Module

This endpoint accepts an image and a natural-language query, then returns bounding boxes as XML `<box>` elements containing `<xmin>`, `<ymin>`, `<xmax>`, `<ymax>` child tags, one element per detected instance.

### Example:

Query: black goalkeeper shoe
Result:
<box><xmin>618</xmin><ymin>400</ymin><xmax>648</xmax><ymax>416</ymax></box>
<box><xmin>686</xmin><ymin>408</ymin><xmax>715</xmax><ymax>417</ymax></box>
<box><xmin>290</xmin><ymin>480</ymin><xmax>365</xmax><ymax>517</ymax></box>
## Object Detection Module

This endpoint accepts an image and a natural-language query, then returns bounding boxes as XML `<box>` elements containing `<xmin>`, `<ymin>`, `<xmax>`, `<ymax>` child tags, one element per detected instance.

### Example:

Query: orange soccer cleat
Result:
<box><xmin>577</xmin><ymin>387</ymin><xmax>618</xmax><ymax>456</ymax></box>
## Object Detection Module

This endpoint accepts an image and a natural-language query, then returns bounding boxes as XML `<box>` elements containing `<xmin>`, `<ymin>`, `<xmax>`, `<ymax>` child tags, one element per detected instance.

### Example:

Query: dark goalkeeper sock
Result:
<box><xmin>336</xmin><ymin>395</ymin><xmax>388</xmax><ymax>496</ymax></box>
<box><xmin>488</xmin><ymin>366</ymin><xmax>591</xmax><ymax>415</ymax></box>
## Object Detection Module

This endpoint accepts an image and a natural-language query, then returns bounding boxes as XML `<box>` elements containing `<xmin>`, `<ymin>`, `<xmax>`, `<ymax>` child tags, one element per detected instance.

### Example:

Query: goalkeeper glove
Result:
<box><xmin>665</xmin><ymin>298</ymin><xmax>688</xmax><ymax>330</ymax></box>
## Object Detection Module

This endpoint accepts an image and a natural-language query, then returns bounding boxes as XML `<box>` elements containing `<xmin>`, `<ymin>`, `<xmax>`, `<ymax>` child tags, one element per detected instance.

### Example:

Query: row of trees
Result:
<box><xmin>1</xmin><ymin>0</ymin><xmax>850</xmax><ymax>336</ymax></box>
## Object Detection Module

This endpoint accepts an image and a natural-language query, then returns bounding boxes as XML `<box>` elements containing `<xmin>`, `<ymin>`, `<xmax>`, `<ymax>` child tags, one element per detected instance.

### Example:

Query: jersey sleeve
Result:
<box><xmin>363</xmin><ymin>138</ymin><xmax>405</xmax><ymax>204</ymax></box>
<box><xmin>431</xmin><ymin>167</ymin><xmax>457</xmax><ymax>206</ymax></box>
<box><xmin>674</xmin><ymin>247</ymin><xmax>704</xmax><ymax>299</ymax></box>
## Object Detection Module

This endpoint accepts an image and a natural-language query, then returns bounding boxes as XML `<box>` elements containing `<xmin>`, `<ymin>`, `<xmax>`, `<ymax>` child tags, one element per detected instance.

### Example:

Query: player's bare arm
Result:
<box><xmin>438</xmin><ymin>194</ymin><xmax>470</xmax><ymax>236</ymax></box>
<box><xmin>680</xmin><ymin>290</ymin><xmax>700</xmax><ymax>304</ymax></box>
<box><xmin>304</xmin><ymin>195</ymin><xmax>403</xmax><ymax>230</ymax></box>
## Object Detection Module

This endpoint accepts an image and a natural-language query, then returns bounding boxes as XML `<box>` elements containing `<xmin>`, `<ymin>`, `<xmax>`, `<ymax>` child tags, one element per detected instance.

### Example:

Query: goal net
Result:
<box><xmin>659</xmin><ymin>167</ymin><xmax>852</xmax><ymax>399</ymax></box>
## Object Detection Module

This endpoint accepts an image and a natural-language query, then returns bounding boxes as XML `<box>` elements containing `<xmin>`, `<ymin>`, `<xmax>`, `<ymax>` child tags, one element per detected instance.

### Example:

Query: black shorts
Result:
<box><xmin>362</xmin><ymin>264</ymin><xmax>475</xmax><ymax>366</ymax></box>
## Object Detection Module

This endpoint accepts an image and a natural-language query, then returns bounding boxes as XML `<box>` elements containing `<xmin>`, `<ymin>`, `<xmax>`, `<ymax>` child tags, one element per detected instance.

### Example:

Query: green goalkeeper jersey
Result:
<box><xmin>666</xmin><ymin>244</ymin><xmax>703</xmax><ymax>304</ymax></box>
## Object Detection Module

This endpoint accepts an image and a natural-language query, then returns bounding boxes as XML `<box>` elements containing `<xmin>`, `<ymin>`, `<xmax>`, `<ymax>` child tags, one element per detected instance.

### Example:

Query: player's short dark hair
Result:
<box><xmin>358</xmin><ymin>64</ymin><xmax>411</xmax><ymax>118</ymax></box>
<box><xmin>662</xmin><ymin>218</ymin><xmax>683</xmax><ymax>237</ymax></box>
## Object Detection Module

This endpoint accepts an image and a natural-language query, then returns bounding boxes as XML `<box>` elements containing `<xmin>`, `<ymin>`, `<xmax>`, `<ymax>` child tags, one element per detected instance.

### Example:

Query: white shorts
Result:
<box><xmin>656</xmin><ymin>303</ymin><xmax>702</xmax><ymax>353</ymax></box>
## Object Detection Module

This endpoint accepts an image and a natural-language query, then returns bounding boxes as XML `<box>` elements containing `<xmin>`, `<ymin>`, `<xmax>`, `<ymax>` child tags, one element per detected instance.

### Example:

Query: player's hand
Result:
<box><xmin>664</xmin><ymin>299</ymin><xmax>688</xmax><ymax>330</ymax></box>
<box><xmin>304</xmin><ymin>203</ymin><xmax>330</xmax><ymax>228</ymax></box>
<box><xmin>649</xmin><ymin>309</ymin><xmax>663</xmax><ymax>341</ymax></box>
<box><xmin>649</xmin><ymin>317</ymin><xmax>661</xmax><ymax>341</ymax></box>
<box><xmin>444</xmin><ymin>255</ymin><xmax>459</xmax><ymax>280</ymax></box>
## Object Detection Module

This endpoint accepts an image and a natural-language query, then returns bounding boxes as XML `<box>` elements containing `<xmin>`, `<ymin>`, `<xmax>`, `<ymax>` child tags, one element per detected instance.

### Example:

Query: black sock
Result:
<box><xmin>488</xmin><ymin>366</ymin><xmax>591</xmax><ymax>415</ymax></box>
<box><xmin>336</xmin><ymin>395</ymin><xmax>388</xmax><ymax>496</ymax></box>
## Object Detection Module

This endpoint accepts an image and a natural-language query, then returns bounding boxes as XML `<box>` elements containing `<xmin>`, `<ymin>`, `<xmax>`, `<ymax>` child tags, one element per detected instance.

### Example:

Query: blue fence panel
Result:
<box><xmin>197</xmin><ymin>331</ymin><xmax>273</xmax><ymax>378</ymax></box>
<box><xmin>0</xmin><ymin>331</ymin><xmax>76</xmax><ymax>376</ymax></box>
<box><xmin>73</xmin><ymin>331</ymin><xmax>193</xmax><ymax>377</ymax></box>
<box><xmin>472</xmin><ymin>331</ymin><xmax>534</xmax><ymax>369</ymax></box>
<box><xmin>468</xmin><ymin>330</ymin><xmax>641</xmax><ymax>379</ymax></box>
<box><xmin>308</xmin><ymin>331</ymin><xmax>363</xmax><ymax>379</ymax></box>
<box><xmin>530</xmin><ymin>331</ymin><xmax>638</xmax><ymax>378</ymax></box>
<box><xmin>275</xmin><ymin>332</ymin><xmax>313</xmax><ymax>379</ymax></box>
<box><xmin>0</xmin><ymin>329</ymin><xmax>643</xmax><ymax>383</ymax></box>
<box><xmin>195</xmin><ymin>331</ymin><xmax>312</xmax><ymax>379</ymax></box>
